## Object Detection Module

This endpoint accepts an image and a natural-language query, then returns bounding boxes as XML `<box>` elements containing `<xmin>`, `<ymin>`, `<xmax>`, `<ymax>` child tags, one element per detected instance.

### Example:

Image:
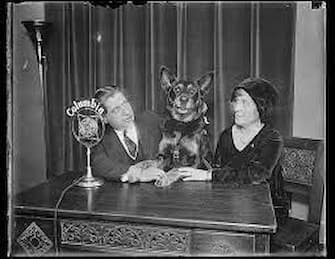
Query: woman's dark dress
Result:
<box><xmin>212</xmin><ymin>124</ymin><xmax>283</xmax><ymax>186</ymax></box>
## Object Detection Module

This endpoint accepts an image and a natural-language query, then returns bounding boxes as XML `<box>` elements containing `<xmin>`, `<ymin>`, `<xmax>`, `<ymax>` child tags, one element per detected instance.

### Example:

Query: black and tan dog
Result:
<box><xmin>157</xmin><ymin>66</ymin><xmax>214</xmax><ymax>173</ymax></box>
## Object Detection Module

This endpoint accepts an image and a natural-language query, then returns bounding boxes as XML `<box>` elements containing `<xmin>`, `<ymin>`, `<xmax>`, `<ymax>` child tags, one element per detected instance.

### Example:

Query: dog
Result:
<box><xmin>157</xmin><ymin>66</ymin><xmax>214</xmax><ymax>174</ymax></box>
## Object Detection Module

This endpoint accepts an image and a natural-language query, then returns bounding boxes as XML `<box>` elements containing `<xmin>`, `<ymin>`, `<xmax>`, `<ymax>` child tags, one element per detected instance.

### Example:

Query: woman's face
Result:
<box><xmin>230</xmin><ymin>89</ymin><xmax>260</xmax><ymax>127</ymax></box>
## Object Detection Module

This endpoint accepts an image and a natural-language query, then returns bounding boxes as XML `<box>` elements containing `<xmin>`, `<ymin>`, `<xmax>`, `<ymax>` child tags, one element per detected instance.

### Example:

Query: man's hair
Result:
<box><xmin>95</xmin><ymin>85</ymin><xmax>121</xmax><ymax>102</ymax></box>
<box><xmin>94</xmin><ymin>85</ymin><xmax>124</xmax><ymax>113</ymax></box>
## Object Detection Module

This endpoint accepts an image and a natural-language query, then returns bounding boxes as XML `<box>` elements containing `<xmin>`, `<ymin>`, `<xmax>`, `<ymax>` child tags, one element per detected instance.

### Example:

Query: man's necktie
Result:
<box><xmin>123</xmin><ymin>130</ymin><xmax>137</xmax><ymax>158</ymax></box>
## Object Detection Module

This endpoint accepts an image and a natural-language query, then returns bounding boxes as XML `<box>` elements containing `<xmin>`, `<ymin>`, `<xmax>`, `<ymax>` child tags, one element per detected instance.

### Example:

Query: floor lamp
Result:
<box><xmin>22</xmin><ymin>20</ymin><xmax>52</xmax><ymax>177</ymax></box>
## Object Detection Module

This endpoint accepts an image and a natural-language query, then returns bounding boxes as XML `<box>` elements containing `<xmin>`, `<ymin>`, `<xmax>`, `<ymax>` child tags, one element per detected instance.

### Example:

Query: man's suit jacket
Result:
<box><xmin>91</xmin><ymin>111</ymin><xmax>162</xmax><ymax>181</ymax></box>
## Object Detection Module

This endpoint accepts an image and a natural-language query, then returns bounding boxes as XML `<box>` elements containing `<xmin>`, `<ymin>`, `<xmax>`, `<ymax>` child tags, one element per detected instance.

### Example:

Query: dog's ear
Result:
<box><xmin>196</xmin><ymin>71</ymin><xmax>214</xmax><ymax>96</ymax></box>
<box><xmin>160</xmin><ymin>66</ymin><xmax>176</xmax><ymax>92</ymax></box>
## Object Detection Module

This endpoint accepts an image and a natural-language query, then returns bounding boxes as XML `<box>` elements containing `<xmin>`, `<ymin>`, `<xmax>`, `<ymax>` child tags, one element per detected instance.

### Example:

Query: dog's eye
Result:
<box><xmin>189</xmin><ymin>89</ymin><xmax>196</xmax><ymax>95</ymax></box>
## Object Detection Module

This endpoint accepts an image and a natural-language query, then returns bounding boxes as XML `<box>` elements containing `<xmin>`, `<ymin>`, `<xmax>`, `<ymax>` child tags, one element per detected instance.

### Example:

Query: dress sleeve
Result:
<box><xmin>212</xmin><ymin>129</ymin><xmax>230</xmax><ymax>168</ymax></box>
<box><xmin>212</xmin><ymin>129</ymin><xmax>283</xmax><ymax>186</ymax></box>
<box><xmin>245</xmin><ymin>129</ymin><xmax>283</xmax><ymax>183</ymax></box>
<box><xmin>199</xmin><ymin>129</ymin><xmax>214</xmax><ymax>169</ymax></box>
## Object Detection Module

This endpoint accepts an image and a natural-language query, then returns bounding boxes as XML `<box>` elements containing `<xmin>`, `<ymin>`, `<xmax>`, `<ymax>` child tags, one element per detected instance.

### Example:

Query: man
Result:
<box><xmin>92</xmin><ymin>85</ymin><xmax>165</xmax><ymax>183</ymax></box>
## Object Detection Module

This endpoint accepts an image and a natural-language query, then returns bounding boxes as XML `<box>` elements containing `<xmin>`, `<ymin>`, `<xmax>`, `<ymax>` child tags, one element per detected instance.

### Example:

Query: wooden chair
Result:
<box><xmin>270</xmin><ymin>136</ymin><xmax>324</xmax><ymax>254</ymax></box>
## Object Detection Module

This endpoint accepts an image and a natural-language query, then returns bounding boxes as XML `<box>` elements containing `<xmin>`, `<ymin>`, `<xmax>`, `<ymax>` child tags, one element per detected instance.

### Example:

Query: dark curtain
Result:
<box><xmin>258</xmin><ymin>2</ymin><xmax>296</xmax><ymax>136</ymax></box>
<box><xmin>44</xmin><ymin>2</ymin><xmax>295</xmax><ymax>178</ymax></box>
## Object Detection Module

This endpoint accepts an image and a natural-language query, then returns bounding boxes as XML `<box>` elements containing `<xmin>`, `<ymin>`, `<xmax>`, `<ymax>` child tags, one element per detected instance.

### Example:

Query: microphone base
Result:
<box><xmin>76</xmin><ymin>176</ymin><xmax>104</xmax><ymax>188</ymax></box>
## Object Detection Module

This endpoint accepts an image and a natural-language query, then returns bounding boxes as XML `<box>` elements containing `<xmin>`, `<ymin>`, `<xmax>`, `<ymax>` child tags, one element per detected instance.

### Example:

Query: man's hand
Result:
<box><xmin>134</xmin><ymin>159</ymin><xmax>160</xmax><ymax>170</ymax></box>
<box><xmin>137</xmin><ymin>166</ymin><xmax>166</xmax><ymax>182</ymax></box>
<box><xmin>154</xmin><ymin>168</ymin><xmax>181</xmax><ymax>187</ymax></box>
<box><xmin>177</xmin><ymin>167</ymin><xmax>212</xmax><ymax>181</ymax></box>
<box><xmin>121</xmin><ymin>161</ymin><xmax>166</xmax><ymax>183</ymax></box>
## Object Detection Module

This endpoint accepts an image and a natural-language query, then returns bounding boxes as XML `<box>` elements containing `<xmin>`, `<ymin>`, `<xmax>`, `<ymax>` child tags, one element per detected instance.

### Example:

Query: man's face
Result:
<box><xmin>231</xmin><ymin>89</ymin><xmax>260</xmax><ymax>127</ymax></box>
<box><xmin>103</xmin><ymin>92</ymin><xmax>134</xmax><ymax>130</ymax></box>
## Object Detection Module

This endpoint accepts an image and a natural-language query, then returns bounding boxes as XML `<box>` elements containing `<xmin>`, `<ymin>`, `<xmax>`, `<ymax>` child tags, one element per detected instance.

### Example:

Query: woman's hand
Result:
<box><xmin>177</xmin><ymin>167</ymin><xmax>212</xmax><ymax>181</ymax></box>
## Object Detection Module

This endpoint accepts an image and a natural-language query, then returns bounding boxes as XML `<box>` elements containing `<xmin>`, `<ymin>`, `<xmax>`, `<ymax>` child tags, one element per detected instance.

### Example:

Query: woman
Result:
<box><xmin>210</xmin><ymin>77</ymin><xmax>283</xmax><ymax>186</ymax></box>
<box><xmin>155</xmin><ymin>77</ymin><xmax>283</xmax><ymax>187</ymax></box>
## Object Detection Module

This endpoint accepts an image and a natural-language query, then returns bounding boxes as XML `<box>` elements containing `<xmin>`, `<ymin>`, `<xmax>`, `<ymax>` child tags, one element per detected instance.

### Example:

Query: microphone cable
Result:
<box><xmin>53</xmin><ymin>175</ymin><xmax>85</xmax><ymax>256</ymax></box>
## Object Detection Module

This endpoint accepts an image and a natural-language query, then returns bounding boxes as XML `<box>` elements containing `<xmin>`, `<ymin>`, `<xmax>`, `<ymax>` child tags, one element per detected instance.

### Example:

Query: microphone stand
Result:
<box><xmin>76</xmin><ymin>146</ymin><xmax>104</xmax><ymax>188</ymax></box>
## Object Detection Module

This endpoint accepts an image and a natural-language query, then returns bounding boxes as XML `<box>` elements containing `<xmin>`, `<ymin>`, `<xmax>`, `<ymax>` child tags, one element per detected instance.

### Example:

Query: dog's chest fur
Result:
<box><xmin>158</xmin><ymin>117</ymin><xmax>209</xmax><ymax>171</ymax></box>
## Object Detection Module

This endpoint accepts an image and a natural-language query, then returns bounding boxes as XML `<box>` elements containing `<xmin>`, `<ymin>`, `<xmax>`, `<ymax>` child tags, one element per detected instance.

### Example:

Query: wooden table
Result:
<box><xmin>11</xmin><ymin>172</ymin><xmax>277</xmax><ymax>256</ymax></box>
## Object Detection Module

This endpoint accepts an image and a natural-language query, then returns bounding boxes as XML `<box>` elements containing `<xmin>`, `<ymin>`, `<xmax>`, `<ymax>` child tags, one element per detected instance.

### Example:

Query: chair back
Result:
<box><xmin>281</xmin><ymin>137</ymin><xmax>324</xmax><ymax>225</ymax></box>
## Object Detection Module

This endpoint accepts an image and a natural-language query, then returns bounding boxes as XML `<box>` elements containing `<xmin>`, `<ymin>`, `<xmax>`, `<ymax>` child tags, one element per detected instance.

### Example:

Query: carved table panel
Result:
<box><xmin>59</xmin><ymin>219</ymin><xmax>267</xmax><ymax>256</ymax></box>
<box><xmin>60</xmin><ymin>219</ymin><xmax>191</xmax><ymax>255</ymax></box>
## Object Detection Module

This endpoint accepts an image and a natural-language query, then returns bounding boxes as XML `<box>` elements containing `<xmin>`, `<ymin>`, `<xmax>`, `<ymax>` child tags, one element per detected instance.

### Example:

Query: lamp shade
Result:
<box><xmin>22</xmin><ymin>20</ymin><xmax>51</xmax><ymax>44</ymax></box>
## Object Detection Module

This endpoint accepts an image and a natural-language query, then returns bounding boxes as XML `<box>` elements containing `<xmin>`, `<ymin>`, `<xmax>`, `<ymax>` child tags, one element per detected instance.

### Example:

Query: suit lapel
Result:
<box><xmin>103</xmin><ymin>126</ymin><xmax>128</xmax><ymax>160</ymax></box>
<box><xmin>105</xmin><ymin>124</ymin><xmax>145</xmax><ymax>161</ymax></box>
<box><xmin>134</xmin><ymin>122</ymin><xmax>145</xmax><ymax>161</ymax></box>
<box><xmin>103</xmin><ymin>119</ymin><xmax>149</xmax><ymax>162</ymax></box>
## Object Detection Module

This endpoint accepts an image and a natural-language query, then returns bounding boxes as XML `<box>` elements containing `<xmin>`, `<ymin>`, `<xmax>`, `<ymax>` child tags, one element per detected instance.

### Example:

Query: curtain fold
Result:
<box><xmin>44</xmin><ymin>2</ymin><xmax>295</xmax><ymax>178</ymax></box>
<box><xmin>149</xmin><ymin>3</ymin><xmax>177</xmax><ymax>114</ymax></box>
<box><xmin>214</xmin><ymin>3</ymin><xmax>252</xmax><ymax>143</ymax></box>
<box><xmin>213</xmin><ymin>2</ymin><xmax>225</xmax><ymax>145</ymax></box>
<box><xmin>258</xmin><ymin>2</ymin><xmax>296</xmax><ymax>136</ymax></box>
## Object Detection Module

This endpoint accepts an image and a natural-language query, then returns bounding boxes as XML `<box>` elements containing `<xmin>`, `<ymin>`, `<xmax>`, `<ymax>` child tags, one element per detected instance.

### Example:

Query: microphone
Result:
<box><xmin>66</xmin><ymin>98</ymin><xmax>106</xmax><ymax>188</ymax></box>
